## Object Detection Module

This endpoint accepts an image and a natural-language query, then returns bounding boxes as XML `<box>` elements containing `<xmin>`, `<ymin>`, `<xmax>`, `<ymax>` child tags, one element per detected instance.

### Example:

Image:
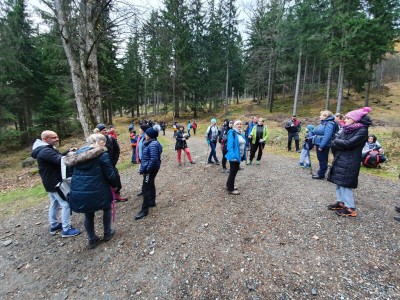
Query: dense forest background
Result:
<box><xmin>0</xmin><ymin>0</ymin><xmax>399</xmax><ymax>146</ymax></box>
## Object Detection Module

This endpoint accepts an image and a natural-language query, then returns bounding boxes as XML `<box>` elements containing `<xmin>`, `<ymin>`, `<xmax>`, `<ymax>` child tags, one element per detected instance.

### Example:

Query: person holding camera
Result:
<box><xmin>175</xmin><ymin>124</ymin><xmax>195</xmax><ymax>165</ymax></box>
<box><xmin>285</xmin><ymin>115</ymin><xmax>302</xmax><ymax>152</ymax></box>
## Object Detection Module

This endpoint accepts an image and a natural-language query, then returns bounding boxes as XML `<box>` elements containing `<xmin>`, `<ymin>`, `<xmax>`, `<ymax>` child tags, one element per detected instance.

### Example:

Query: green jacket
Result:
<box><xmin>249</xmin><ymin>125</ymin><xmax>269</xmax><ymax>144</ymax></box>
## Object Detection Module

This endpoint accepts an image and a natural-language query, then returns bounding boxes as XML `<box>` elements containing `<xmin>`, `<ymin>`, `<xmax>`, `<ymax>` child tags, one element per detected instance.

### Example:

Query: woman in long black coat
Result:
<box><xmin>327</xmin><ymin>107</ymin><xmax>372</xmax><ymax>217</ymax></box>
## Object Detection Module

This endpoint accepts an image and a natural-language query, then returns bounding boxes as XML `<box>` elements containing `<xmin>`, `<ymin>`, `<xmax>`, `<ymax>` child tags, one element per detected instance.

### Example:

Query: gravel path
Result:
<box><xmin>0</xmin><ymin>132</ymin><xmax>399</xmax><ymax>299</ymax></box>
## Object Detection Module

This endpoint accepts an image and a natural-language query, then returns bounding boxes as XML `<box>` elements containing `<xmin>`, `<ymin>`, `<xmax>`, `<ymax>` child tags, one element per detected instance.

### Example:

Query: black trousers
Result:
<box><xmin>221</xmin><ymin>149</ymin><xmax>228</xmax><ymax>169</ymax></box>
<box><xmin>288</xmin><ymin>132</ymin><xmax>300</xmax><ymax>151</ymax></box>
<box><xmin>142</xmin><ymin>169</ymin><xmax>159</xmax><ymax>211</ymax></box>
<box><xmin>226</xmin><ymin>161</ymin><xmax>240</xmax><ymax>191</ymax></box>
<box><xmin>249</xmin><ymin>142</ymin><xmax>265</xmax><ymax>162</ymax></box>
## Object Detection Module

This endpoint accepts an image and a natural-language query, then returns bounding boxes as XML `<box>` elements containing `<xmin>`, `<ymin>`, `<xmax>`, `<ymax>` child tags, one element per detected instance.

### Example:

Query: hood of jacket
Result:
<box><xmin>31</xmin><ymin>139</ymin><xmax>52</xmax><ymax>159</ymax></box>
<box><xmin>64</xmin><ymin>146</ymin><xmax>107</xmax><ymax>167</ymax></box>
<box><xmin>359</xmin><ymin>115</ymin><xmax>373</xmax><ymax>127</ymax></box>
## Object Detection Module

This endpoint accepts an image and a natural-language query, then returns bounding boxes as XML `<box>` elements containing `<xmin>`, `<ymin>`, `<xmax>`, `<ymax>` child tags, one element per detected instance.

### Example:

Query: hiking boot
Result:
<box><xmin>394</xmin><ymin>216</ymin><xmax>400</xmax><ymax>222</ymax></box>
<box><xmin>62</xmin><ymin>227</ymin><xmax>81</xmax><ymax>238</ymax></box>
<box><xmin>50</xmin><ymin>223</ymin><xmax>63</xmax><ymax>235</ymax></box>
<box><xmin>207</xmin><ymin>161</ymin><xmax>214</xmax><ymax>164</ymax></box>
<box><xmin>298</xmin><ymin>162</ymin><xmax>304</xmax><ymax>168</ymax></box>
<box><xmin>225</xmin><ymin>186</ymin><xmax>238</xmax><ymax>190</ymax></box>
<box><xmin>115</xmin><ymin>194</ymin><xmax>128</xmax><ymax>202</ymax></box>
<box><xmin>256</xmin><ymin>160</ymin><xmax>260</xmax><ymax>165</ymax></box>
<box><xmin>135</xmin><ymin>210</ymin><xmax>149</xmax><ymax>220</ymax></box>
<box><xmin>304</xmin><ymin>164</ymin><xmax>311</xmax><ymax>169</ymax></box>
<box><xmin>215</xmin><ymin>162</ymin><xmax>220</xmax><ymax>165</ymax></box>
<box><xmin>327</xmin><ymin>202</ymin><xmax>344</xmax><ymax>210</ymax></box>
<box><xmin>221</xmin><ymin>168</ymin><xmax>227</xmax><ymax>173</ymax></box>
<box><xmin>103</xmin><ymin>229</ymin><xmax>115</xmax><ymax>242</ymax></box>
<box><xmin>88</xmin><ymin>236</ymin><xmax>101</xmax><ymax>249</ymax></box>
<box><xmin>336</xmin><ymin>207</ymin><xmax>357</xmax><ymax>217</ymax></box>
<box><xmin>190</xmin><ymin>161</ymin><xmax>196</xmax><ymax>164</ymax></box>
<box><xmin>246</xmin><ymin>160</ymin><xmax>252</xmax><ymax>165</ymax></box>
<box><xmin>312</xmin><ymin>174</ymin><xmax>325</xmax><ymax>179</ymax></box>
<box><xmin>395</xmin><ymin>206</ymin><xmax>400</xmax><ymax>213</ymax></box>
<box><xmin>228</xmin><ymin>190</ymin><xmax>240</xmax><ymax>195</ymax></box>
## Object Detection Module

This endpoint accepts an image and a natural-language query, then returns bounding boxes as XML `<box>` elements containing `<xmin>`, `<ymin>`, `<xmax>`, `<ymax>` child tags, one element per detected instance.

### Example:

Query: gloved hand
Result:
<box><xmin>259</xmin><ymin>139</ymin><xmax>264</xmax><ymax>143</ymax></box>
<box><xmin>207</xmin><ymin>139</ymin><xmax>211</xmax><ymax>145</ymax></box>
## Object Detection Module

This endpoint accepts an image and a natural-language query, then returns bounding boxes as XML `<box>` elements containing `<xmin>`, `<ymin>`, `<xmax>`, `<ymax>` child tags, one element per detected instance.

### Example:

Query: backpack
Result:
<box><xmin>363</xmin><ymin>150</ymin><xmax>380</xmax><ymax>168</ymax></box>
<box><xmin>330</xmin><ymin>121</ymin><xmax>340</xmax><ymax>140</ymax></box>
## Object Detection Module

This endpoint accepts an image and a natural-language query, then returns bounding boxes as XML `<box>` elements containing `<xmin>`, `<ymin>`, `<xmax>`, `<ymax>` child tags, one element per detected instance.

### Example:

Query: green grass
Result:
<box><xmin>0</xmin><ymin>184</ymin><xmax>47</xmax><ymax>216</ymax></box>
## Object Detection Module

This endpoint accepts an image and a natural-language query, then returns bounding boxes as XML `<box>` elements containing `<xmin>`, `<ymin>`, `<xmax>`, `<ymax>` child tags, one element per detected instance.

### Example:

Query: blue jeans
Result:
<box><xmin>336</xmin><ymin>185</ymin><xmax>355</xmax><ymax>209</ymax></box>
<box><xmin>299</xmin><ymin>149</ymin><xmax>311</xmax><ymax>165</ymax></box>
<box><xmin>316</xmin><ymin>146</ymin><xmax>330</xmax><ymax>177</ymax></box>
<box><xmin>84</xmin><ymin>208</ymin><xmax>112</xmax><ymax>241</ymax></box>
<box><xmin>48</xmin><ymin>192</ymin><xmax>71</xmax><ymax>231</ymax></box>
<box><xmin>208</xmin><ymin>140</ymin><xmax>219</xmax><ymax>163</ymax></box>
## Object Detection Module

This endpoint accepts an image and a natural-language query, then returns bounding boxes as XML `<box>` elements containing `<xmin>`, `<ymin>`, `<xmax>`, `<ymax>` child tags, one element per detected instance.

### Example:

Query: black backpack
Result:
<box><xmin>330</xmin><ymin>121</ymin><xmax>340</xmax><ymax>140</ymax></box>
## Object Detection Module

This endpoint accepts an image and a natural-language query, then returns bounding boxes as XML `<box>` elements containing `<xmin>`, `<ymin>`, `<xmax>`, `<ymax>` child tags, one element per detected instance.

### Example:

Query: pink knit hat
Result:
<box><xmin>345</xmin><ymin>107</ymin><xmax>371</xmax><ymax>122</ymax></box>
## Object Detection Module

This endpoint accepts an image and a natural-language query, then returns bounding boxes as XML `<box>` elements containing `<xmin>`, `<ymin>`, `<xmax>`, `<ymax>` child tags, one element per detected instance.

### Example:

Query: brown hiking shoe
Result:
<box><xmin>327</xmin><ymin>202</ymin><xmax>344</xmax><ymax>210</ymax></box>
<box><xmin>336</xmin><ymin>207</ymin><xmax>357</xmax><ymax>217</ymax></box>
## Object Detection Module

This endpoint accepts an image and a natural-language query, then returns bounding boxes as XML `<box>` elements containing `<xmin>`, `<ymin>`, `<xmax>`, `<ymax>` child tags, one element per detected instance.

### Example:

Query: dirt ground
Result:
<box><xmin>0</xmin><ymin>131</ymin><xmax>399</xmax><ymax>299</ymax></box>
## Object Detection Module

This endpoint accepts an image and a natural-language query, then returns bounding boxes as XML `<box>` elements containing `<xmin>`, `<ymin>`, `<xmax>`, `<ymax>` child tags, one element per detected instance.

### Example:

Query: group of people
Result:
<box><xmin>33</xmin><ymin>122</ymin><xmax>163</xmax><ymax>249</ymax></box>
<box><xmin>291</xmin><ymin>107</ymin><xmax>390</xmax><ymax>218</ymax></box>
<box><xmin>32</xmin><ymin>107</ymin><xmax>396</xmax><ymax>250</ymax></box>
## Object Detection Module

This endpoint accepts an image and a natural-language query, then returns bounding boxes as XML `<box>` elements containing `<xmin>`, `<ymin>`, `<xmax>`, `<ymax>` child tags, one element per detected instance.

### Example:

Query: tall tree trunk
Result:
<box><xmin>336</xmin><ymin>61</ymin><xmax>345</xmax><ymax>113</ymax></box>
<box><xmin>54</xmin><ymin>0</ymin><xmax>102</xmax><ymax>138</ymax></box>
<box><xmin>224</xmin><ymin>61</ymin><xmax>229</xmax><ymax>116</ymax></box>
<box><xmin>325</xmin><ymin>60</ymin><xmax>332</xmax><ymax>110</ymax></box>
<box><xmin>300</xmin><ymin>56</ymin><xmax>308</xmax><ymax>106</ymax></box>
<box><xmin>268</xmin><ymin>57</ymin><xmax>276</xmax><ymax>113</ymax></box>
<box><xmin>310</xmin><ymin>57</ymin><xmax>316</xmax><ymax>100</ymax></box>
<box><xmin>266</xmin><ymin>51</ymin><xmax>272</xmax><ymax>108</ymax></box>
<box><xmin>108</xmin><ymin>101</ymin><xmax>113</xmax><ymax>125</ymax></box>
<box><xmin>293</xmin><ymin>49</ymin><xmax>302</xmax><ymax>116</ymax></box>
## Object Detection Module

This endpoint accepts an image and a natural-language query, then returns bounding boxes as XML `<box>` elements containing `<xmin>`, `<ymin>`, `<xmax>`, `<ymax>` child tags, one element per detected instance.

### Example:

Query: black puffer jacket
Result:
<box><xmin>175</xmin><ymin>131</ymin><xmax>188</xmax><ymax>150</ymax></box>
<box><xmin>327</xmin><ymin>116</ymin><xmax>372</xmax><ymax>188</ymax></box>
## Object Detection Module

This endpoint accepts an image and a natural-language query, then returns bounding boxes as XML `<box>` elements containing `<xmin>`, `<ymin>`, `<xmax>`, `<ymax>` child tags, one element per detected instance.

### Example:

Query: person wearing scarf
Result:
<box><xmin>327</xmin><ymin>107</ymin><xmax>372</xmax><ymax>217</ymax></box>
<box><xmin>225</xmin><ymin>120</ymin><xmax>246</xmax><ymax>195</ymax></box>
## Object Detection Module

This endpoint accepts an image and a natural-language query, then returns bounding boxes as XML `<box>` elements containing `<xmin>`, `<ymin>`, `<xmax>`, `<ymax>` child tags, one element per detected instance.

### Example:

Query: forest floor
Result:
<box><xmin>0</xmin><ymin>130</ymin><xmax>399</xmax><ymax>299</ymax></box>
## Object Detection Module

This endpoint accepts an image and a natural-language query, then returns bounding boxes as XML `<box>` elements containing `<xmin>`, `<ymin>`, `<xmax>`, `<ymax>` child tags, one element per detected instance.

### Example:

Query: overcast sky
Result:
<box><xmin>27</xmin><ymin>0</ymin><xmax>253</xmax><ymax>37</ymax></box>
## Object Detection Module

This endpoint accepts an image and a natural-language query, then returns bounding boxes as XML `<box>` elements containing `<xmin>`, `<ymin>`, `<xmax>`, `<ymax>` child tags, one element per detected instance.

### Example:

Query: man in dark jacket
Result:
<box><xmin>31</xmin><ymin>130</ymin><xmax>81</xmax><ymax>237</ymax></box>
<box><xmin>97</xmin><ymin>123</ymin><xmax>128</xmax><ymax>202</ymax></box>
<box><xmin>136</xmin><ymin>125</ymin><xmax>163</xmax><ymax>220</ymax></box>
<box><xmin>285</xmin><ymin>115</ymin><xmax>301</xmax><ymax>152</ymax></box>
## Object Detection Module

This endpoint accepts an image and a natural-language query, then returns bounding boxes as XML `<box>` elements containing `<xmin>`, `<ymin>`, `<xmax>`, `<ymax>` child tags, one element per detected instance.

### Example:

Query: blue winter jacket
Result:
<box><xmin>225</xmin><ymin>129</ymin><xmax>245</xmax><ymax>162</ymax></box>
<box><xmin>312</xmin><ymin>115</ymin><xmax>336</xmax><ymax>150</ymax></box>
<box><xmin>140</xmin><ymin>139</ymin><xmax>163</xmax><ymax>174</ymax></box>
<box><xmin>64</xmin><ymin>146</ymin><xmax>121</xmax><ymax>213</ymax></box>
